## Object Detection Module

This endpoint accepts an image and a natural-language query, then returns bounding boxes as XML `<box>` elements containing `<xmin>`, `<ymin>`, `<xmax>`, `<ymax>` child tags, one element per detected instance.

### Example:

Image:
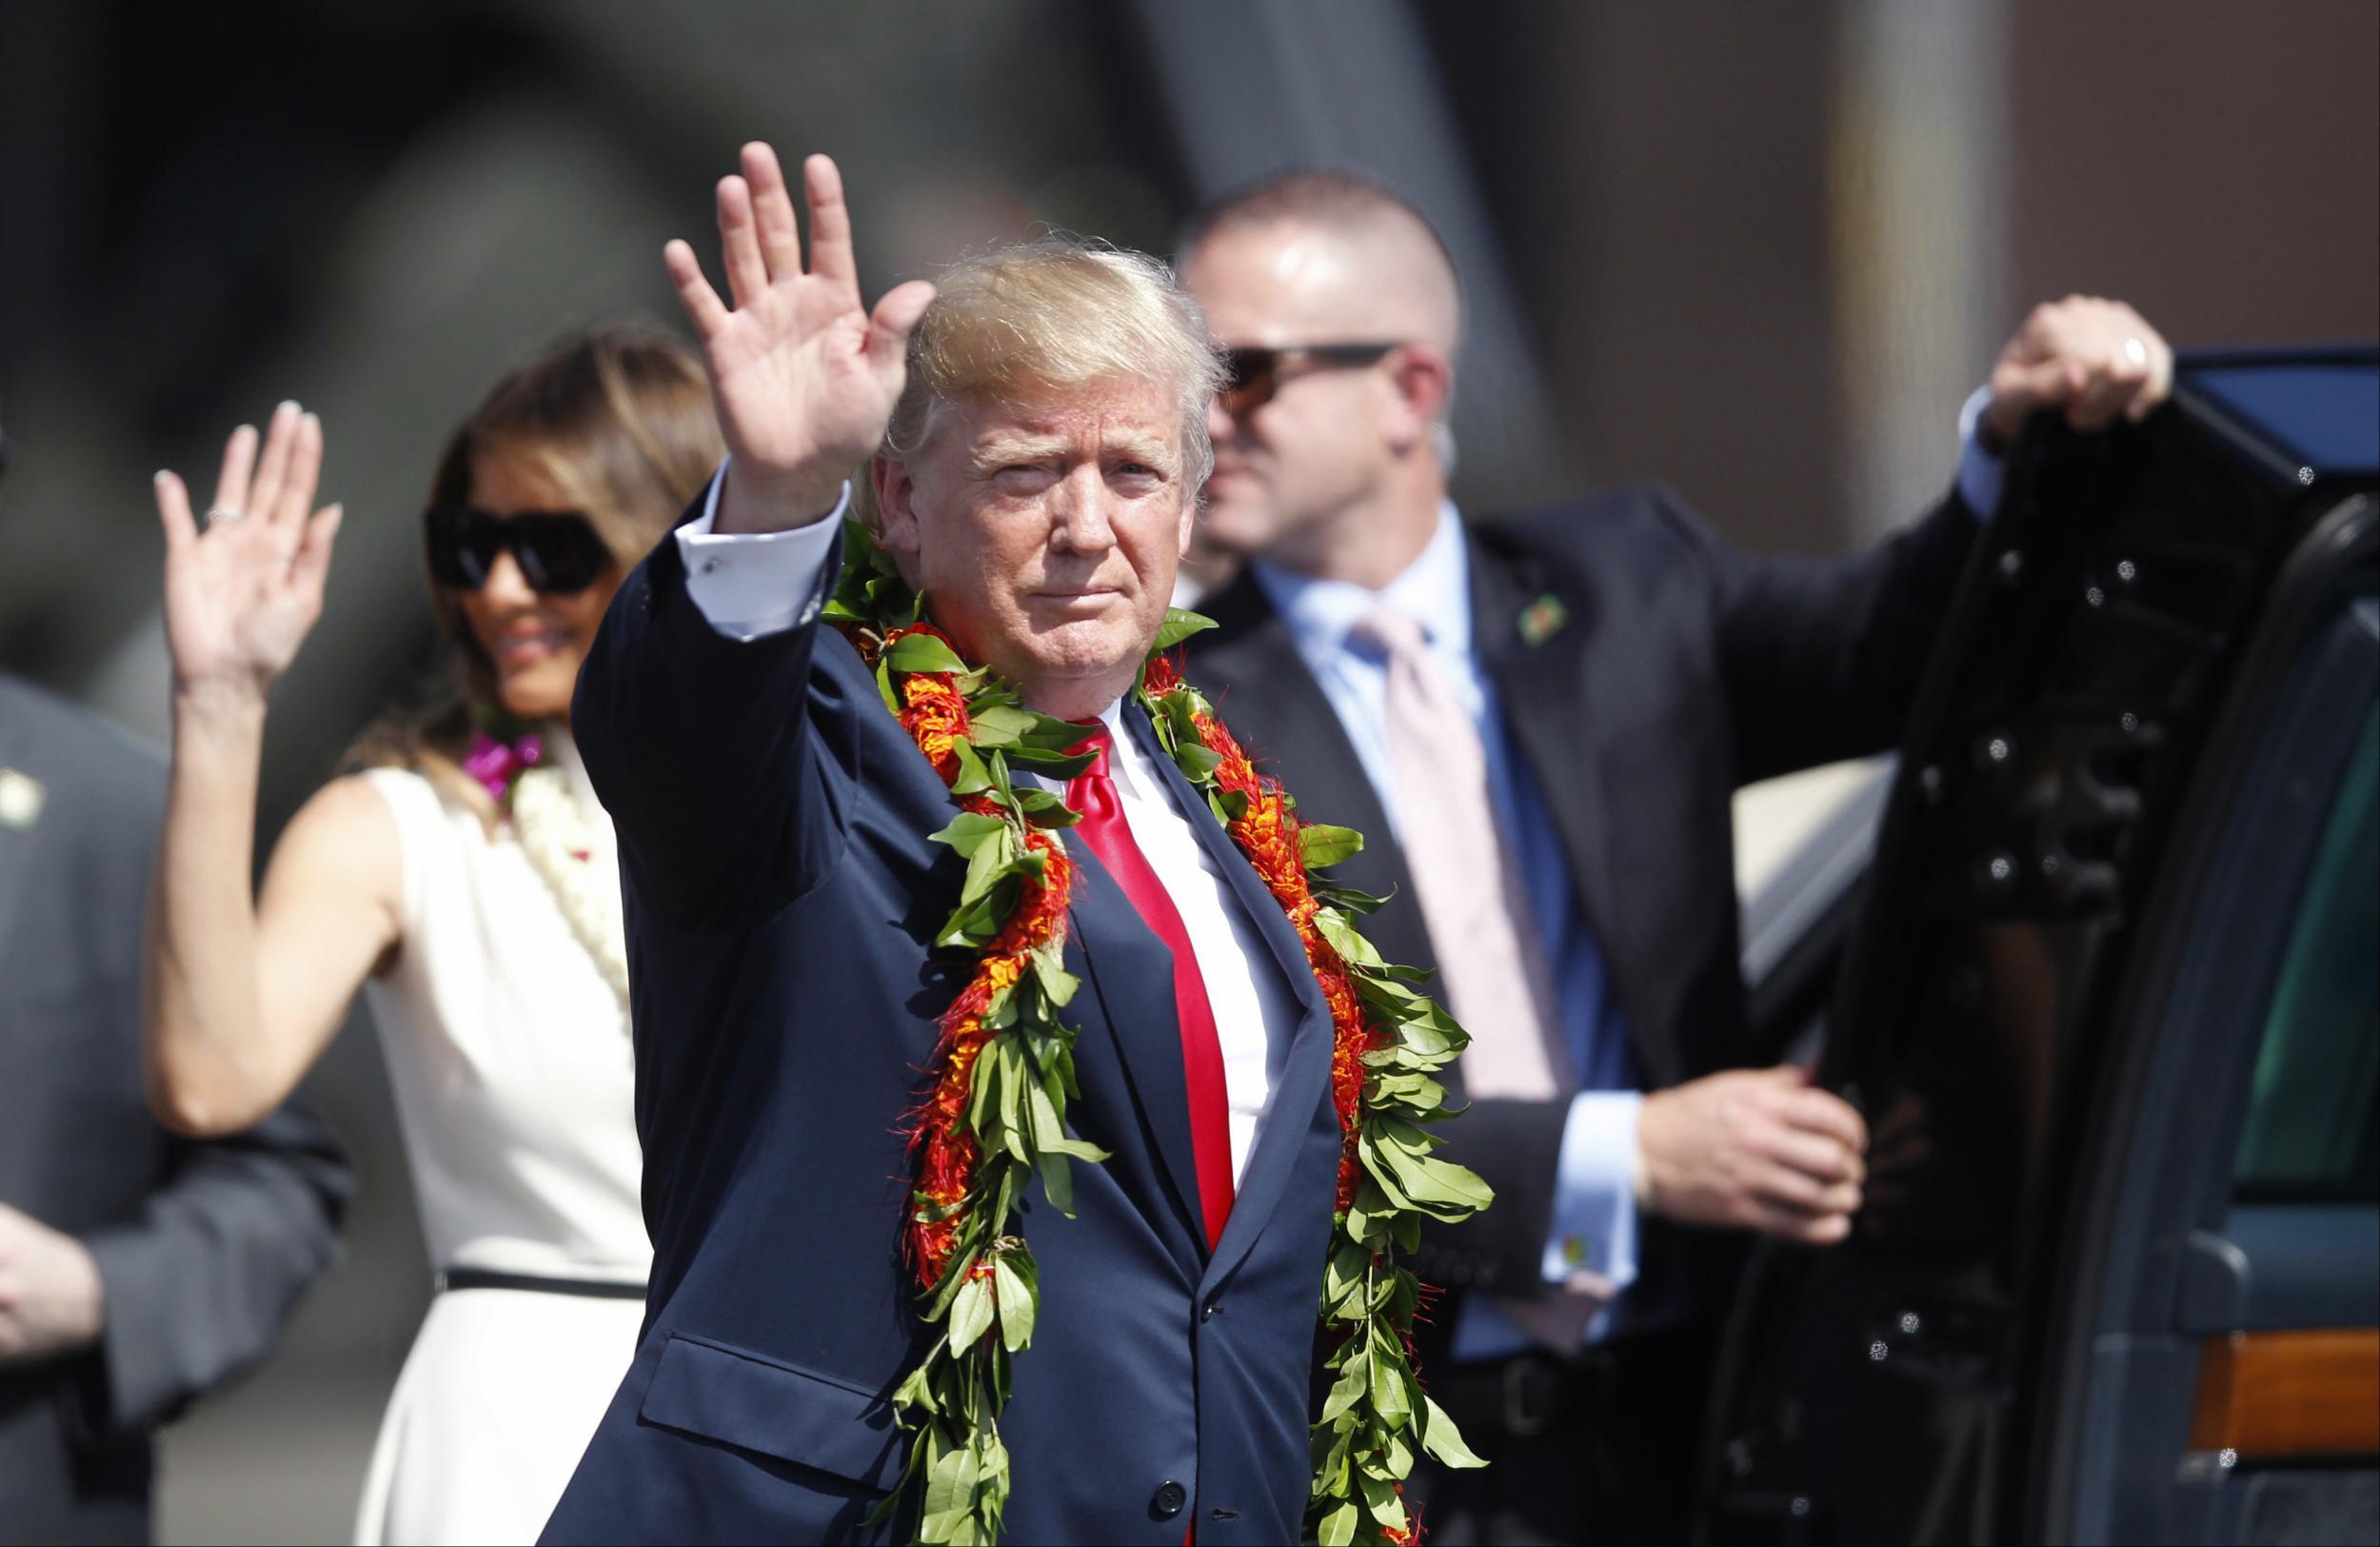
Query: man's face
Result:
<box><xmin>876</xmin><ymin>377</ymin><xmax>1192</xmax><ymax>714</ymax></box>
<box><xmin>1181</xmin><ymin>223</ymin><xmax>1403</xmax><ymax>562</ymax></box>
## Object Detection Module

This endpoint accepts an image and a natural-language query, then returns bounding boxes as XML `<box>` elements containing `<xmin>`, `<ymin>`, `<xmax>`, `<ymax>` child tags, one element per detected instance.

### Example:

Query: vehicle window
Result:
<box><xmin>2231</xmin><ymin>703</ymin><xmax>2379</xmax><ymax>1203</ymax></box>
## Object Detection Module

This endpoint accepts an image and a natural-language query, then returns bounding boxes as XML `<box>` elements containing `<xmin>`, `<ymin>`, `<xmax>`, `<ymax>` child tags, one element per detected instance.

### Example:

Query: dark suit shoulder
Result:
<box><xmin>0</xmin><ymin>675</ymin><xmax>167</xmax><ymax>789</ymax></box>
<box><xmin>0</xmin><ymin>675</ymin><xmax>168</xmax><ymax>860</ymax></box>
<box><xmin>1475</xmin><ymin>479</ymin><xmax>1716</xmax><ymax>573</ymax></box>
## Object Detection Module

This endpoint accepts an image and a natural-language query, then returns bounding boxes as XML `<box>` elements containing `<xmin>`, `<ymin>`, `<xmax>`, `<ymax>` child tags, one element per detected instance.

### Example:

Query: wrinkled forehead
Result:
<box><xmin>927</xmin><ymin>375</ymin><xmax>1187</xmax><ymax>467</ymax></box>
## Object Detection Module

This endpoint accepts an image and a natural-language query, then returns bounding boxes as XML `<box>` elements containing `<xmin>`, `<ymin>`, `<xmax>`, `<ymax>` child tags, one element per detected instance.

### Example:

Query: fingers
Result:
<box><xmin>211</xmin><ymin>423</ymin><xmax>259</xmax><ymax>515</ymax></box>
<box><xmin>274</xmin><ymin>412</ymin><xmax>324</xmax><ymax>530</ymax></box>
<box><xmin>247</xmin><ymin>402</ymin><xmax>302</xmax><ymax>525</ymax></box>
<box><xmin>2116</xmin><ymin>302</ymin><xmax>2174</xmax><ymax>422</ymax></box>
<box><xmin>1772</xmin><ymin>1083</ymin><xmax>1870</xmax><ymax>1153</ymax></box>
<box><xmin>1742</xmin><ymin>1159</ymin><xmax>1862</xmax><ymax>1220</ymax></box>
<box><xmin>803</xmin><ymin>152</ymin><xmax>857</xmax><ymax>289</ymax></box>
<box><xmin>288</xmin><ymin>504</ymin><xmax>344</xmax><ymax>597</ymax></box>
<box><xmin>1747</xmin><ymin>1199</ymin><xmax>1854</xmax><ymax>1246</ymax></box>
<box><xmin>1991</xmin><ymin>296</ymin><xmax>2174</xmax><ymax>440</ymax></box>
<box><xmin>664</xmin><ymin>239</ymin><xmax>729</xmax><ymax>338</ymax></box>
<box><xmin>743</xmin><ymin>142</ymin><xmax>805</xmax><ymax>283</ymax></box>
<box><xmin>715</xmin><ymin>175</ymin><xmax>769</xmax><ymax>310</ymax></box>
<box><xmin>868</xmin><ymin>280</ymin><xmax>937</xmax><ymax>365</ymax></box>
<box><xmin>154</xmin><ymin>469</ymin><xmax>198</xmax><ymax>554</ymax></box>
<box><xmin>1986</xmin><ymin>355</ymin><xmax>2074</xmax><ymax>438</ymax></box>
<box><xmin>1750</xmin><ymin>1123</ymin><xmax>1866</xmax><ymax>1189</ymax></box>
<box><xmin>2067</xmin><ymin>329</ymin><xmax>2148</xmax><ymax>432</ymax></box>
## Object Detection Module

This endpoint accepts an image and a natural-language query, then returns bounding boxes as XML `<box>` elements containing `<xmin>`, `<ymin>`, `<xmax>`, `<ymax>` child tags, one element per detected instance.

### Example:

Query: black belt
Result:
<box><xmin>434</xmin><ymin>1266</ymin><xmax>647</xmax><ymax>1300</ymax></box>
<box><xmin>1434</xmin><ymin>1349</ymin><xmax>1604</xmax><ymax>1438</ymax></box>
<box><xmin>1434</xmin><ymin>1328</ymin><xmax>1710</xmax><ymax>1439</ymax></box>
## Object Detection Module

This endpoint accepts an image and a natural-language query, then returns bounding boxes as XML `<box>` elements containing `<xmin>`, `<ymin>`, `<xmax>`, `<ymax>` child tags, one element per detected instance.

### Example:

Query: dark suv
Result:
<box><xmin>1697</xmin><ymin>347</ymin><xmax>2378</xmax><ymax>1546</ymax></box>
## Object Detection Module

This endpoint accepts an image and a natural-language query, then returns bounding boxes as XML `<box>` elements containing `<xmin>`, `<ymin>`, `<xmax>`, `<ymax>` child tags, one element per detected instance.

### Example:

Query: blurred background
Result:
<box><xmin>0</xmin><ymin>1</ymin><xmax>2372</xmax><ymax>1539</ymax></box>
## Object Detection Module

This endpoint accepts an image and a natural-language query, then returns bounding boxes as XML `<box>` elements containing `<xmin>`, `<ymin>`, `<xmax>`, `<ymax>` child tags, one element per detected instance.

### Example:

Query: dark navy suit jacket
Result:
<box><xmin>543</xmin><ymin>518</ymin><xmax>1344</xmax><ymax>1544</ymax></box>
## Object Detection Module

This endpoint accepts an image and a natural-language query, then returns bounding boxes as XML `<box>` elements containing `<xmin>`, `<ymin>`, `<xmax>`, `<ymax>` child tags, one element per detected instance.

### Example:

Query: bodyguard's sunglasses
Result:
<box><xmin>424</xmin><ymin>505</ymin><xmax>612</xmax><ymax>594</ymax></box>
<box><xmin>1219</xmin><ymin>342</ymin><xmax>1404</xmax><ymax>416</ymax></box>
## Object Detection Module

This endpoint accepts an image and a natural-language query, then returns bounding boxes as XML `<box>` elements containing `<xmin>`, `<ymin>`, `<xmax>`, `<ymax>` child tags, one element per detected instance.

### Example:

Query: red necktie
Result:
<box><xmin>1067</xmin><ymin>726</ymin><xmax>1235</xmax><ymax>1253</ymax></box>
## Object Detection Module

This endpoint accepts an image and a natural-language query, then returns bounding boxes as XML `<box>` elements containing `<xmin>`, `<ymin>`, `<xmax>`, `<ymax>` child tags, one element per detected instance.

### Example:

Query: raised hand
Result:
<box><xmin>665</xmin><ymin>144</ymin><xmax>937</xmax><ymax>532</ymax></box>
<box><xmin>153</xmin><ymin>402</ymin><xmax>345</xmax><ymax>703</ymax></box>
<box><xmin>1981</xmin><ymin>295</ymin><xmax>2174</xmax><ymax>450</ymax></box>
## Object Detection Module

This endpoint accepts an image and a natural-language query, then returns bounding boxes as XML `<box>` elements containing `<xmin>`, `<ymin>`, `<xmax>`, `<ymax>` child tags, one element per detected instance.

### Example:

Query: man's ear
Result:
<box><xmin>1381</xmin><ymin>346</ymin><xmax>1454</xmax><ymax>456</ymax></box>
<box><xmin>873</xmin><ymin>455</ymin><xmax>922</xmax><ymax>555</ymax></box>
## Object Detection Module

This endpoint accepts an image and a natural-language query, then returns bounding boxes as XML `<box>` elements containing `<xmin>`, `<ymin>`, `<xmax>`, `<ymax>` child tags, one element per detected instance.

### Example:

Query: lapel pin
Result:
<box><xmin>0</xmin><ymin>767</ymin><xmax>46</xmax><ymax>831</ymax></box>
<box><xmin>1517</xmin><ymin>593</ymin><xmax>1569</xmax><ymax>647</ymax></box>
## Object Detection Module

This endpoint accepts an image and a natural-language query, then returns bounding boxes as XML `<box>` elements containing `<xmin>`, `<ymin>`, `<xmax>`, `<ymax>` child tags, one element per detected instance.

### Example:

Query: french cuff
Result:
<box><xmin>1955</xmin><ymin>383</ymin><xmax>2007</xmax><ymax>519</ymax></box>
<box><xmin>676</xmin><ymin>456</ymin><xmax>852</xmax><ymax>640</ymax></box>
<box><xmin>1539</xmin><ymin>1090</ymin><xmax>1645</xmax><ymax>1295</ymax></box>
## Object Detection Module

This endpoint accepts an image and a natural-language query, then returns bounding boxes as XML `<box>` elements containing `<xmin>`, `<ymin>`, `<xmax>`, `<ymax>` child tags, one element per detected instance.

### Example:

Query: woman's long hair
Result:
<box><xmin>353</xmin><ymin>322</ymin><xmax>723</xmax><ymax>817</ymax></box>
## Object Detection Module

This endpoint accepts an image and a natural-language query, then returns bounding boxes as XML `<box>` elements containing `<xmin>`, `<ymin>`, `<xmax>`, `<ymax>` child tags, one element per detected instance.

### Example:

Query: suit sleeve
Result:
<box><xmin>571</xmin><ymin>472</ymin><xmax>849</xmax><ymax>925</ymax></box>
<box><xmin>74</xmin><ymin>1101</ymin><xmax>351</xmax><ymax>1437</ymax></box>
<box><xmin>1654</xmin><ymin>483</ymin><xmax>1982</xmax><ymax>784</ymax></box>
<box><xmin>1412</xmin><ymin>1097</ymin><xmax>1573</xmax><ymax>1295</ymax></box>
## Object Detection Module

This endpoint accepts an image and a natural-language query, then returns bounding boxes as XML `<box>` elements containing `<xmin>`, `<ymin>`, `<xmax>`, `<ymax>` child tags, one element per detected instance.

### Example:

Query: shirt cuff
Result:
<box><xmin>1538</xmin><ymin>1090</ymin><xmax>1644</xmax><ymax>1296</ymax></box>
<box><xmin>676</xmin><ymin>456</ymin><xmax>851</xmax><ymax>640</ymax></box>
<box><xmin>1955</xmin><ymin>383</ymin><xmax>2006</xmax><ymax>519</ymax></box>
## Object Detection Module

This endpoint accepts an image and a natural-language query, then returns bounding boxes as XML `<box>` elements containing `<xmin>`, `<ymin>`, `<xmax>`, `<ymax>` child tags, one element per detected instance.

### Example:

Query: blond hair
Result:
<box><xmin>885</xmin><ymin>239</ymin><xmax>1224</xmax><ymax>490</ymax></box>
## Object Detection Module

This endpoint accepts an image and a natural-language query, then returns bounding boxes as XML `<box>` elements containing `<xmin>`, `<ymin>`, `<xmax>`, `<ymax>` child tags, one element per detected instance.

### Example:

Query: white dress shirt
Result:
<box><xmin>676</xmin><ymin>466</ymin><xmax>1294</xmax><ymax>1185</ymax></box>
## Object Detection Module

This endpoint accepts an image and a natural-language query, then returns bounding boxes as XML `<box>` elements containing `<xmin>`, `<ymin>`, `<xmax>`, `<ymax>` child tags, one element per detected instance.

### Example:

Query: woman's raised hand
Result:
<box><xmin>664</xmin><ymin>144</ymin><xmax>936</xmax><ymax>531</ymax></box>
<box><xmin>153</xmin><ymin>402</ymin><xmax>345</xmax><ymax>702</ymax></box>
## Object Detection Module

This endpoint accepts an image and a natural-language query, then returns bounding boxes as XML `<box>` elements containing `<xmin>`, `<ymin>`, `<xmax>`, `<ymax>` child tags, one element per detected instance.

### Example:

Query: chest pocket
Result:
<box><xmin>638</xmin><ymin>1332</ymin><xmax>905</xmax><ymax>1493</ymax></box>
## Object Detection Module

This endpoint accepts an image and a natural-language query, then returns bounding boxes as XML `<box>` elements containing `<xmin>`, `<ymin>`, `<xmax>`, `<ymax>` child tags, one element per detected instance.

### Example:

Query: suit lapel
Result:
<box><xmin>1189</xmin><ymin>582</ymin><xmax>1436</xmax><ymax>982</ymax></box>
<box><xmin>1118</xmin><ymin>704</ymin><xmax>1334</xmax><ymax>1297</ymax></box>
<box><xmin>1467</xmin><ymin>528</ymin><xmax>1657</xmax><ymax>1079</ymax></box>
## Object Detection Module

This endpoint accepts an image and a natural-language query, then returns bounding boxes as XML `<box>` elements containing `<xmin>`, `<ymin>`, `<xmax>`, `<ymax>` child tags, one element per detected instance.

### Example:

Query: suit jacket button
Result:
<box><xmin>1151</xmin><ymin>1480</ymin><xmax>1187</xmax><ymax>1519</ymax></box>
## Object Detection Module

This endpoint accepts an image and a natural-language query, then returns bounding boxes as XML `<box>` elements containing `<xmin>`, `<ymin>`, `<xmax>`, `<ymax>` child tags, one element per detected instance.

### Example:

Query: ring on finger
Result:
<box><xmin>205</xmin><ymin>506</ymin><xmax>247</xmax><ymax>526</ymax></box>
<box><xmin>2123</xmin><ymin>337</ymin><xmax>2149</xmax><ymax>368</ymax></box>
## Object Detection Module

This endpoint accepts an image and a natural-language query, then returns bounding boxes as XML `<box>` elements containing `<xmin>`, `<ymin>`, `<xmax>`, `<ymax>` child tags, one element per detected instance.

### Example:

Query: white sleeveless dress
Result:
<box><xmin>350</xmin><ymin>734</ymin><xmax>648</xmax><ymax>1546</ymax></box>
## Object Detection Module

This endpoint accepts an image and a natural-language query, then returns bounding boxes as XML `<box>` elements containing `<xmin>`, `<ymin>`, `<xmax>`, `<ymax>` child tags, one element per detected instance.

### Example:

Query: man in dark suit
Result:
<box><xmin>545</xmin><ymin>146</ymin><xmax>1362</xmax><ymax>1544</ymax></box>
<box><xmin>1175</xmin><ymin>169</ymin><xmax>2173</xmax><ymax>1544</ymax></box>
<box><xmin>0</xmin><ymin>669</ymin><xmax>350</xmax><ymax>1544</ymax></box>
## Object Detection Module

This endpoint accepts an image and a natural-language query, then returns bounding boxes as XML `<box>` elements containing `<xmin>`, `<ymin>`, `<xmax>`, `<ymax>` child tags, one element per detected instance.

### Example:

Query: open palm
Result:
<box><xmin>665</xmin><ymin>145</ymin><xmax>936</xmax><ymax>526</ymax></box>
<box><xmin>154</xmin><ymin>403</ymin><xmax>344</xmax><ymax>698</ymax></box>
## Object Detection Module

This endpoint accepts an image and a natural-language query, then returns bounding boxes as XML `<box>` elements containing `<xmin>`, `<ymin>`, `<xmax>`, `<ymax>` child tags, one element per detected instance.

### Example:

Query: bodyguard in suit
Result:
<box><xmin>0</xmin><ymin>671</ymin><xmax>349</xmax><ymax>1543</ymax></box>
<box><xmin>1174</xmin><ymin>169</ymin><xmax>2174</xmax><ymax>1544</ymax></box>
<box><xmin>545</xmin><ymin>146</ymin><xmax>1359</xmax><ymax>1544</ymax></box>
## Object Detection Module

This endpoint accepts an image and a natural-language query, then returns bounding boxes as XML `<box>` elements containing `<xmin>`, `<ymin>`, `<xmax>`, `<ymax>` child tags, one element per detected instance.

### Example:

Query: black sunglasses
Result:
<box><xmin>424</xmin><ymin>505</ymin><xmax>612</xmax><ymax>594</ymax></box>
<box><xmin>1220</xmin><ymin>342</ymin><xmax>1403</xmax><ymax>416</ymax></box>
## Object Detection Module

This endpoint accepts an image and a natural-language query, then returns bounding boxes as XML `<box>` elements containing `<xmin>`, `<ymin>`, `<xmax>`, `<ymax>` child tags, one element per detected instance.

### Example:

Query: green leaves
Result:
<box><xmin>1151</xmin><ymin>607</ymin><xmax>1218</xmax><ymax>650</ymax></box>
<box><xmin>1418</xmin><ymin>1393</ymin><xmax>1488</xmax><ymax>1469</ymax></box>
<box><xmin>1297</xmin><ymin>823</ymin><xmax>1364</xmax><ymax>869</ymax></box>
<box><xmin>928</xmin><ymin>812</ymin><xmax>1007</xmax><ymax>857</ymax></box>
<box><xmin>885</xmin><ymin>630</ymin><xmax>970</xmax><ymax>677</ymax></box>
<box><xmin>946</xmin><ymin>1272</ymin><xmax>996</xmax><ymax>1357</ymax></box>
<box><xmin>992</xmin><ymin>1252</ymin><xmax>1038</xmax><ymax>1354</ymax></box>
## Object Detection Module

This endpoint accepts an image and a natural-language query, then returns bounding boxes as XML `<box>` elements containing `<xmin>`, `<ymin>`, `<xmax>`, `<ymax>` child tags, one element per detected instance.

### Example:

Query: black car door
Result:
<box><xmin>1696</xmin><ymin>348</ymin><xmax>2379</xmax><ymax>1547</ymax></box>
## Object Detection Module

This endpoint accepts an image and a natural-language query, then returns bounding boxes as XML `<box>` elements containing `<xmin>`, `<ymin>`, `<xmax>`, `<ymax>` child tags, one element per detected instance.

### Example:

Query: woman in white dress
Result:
<box><xmin>140</xmin><ymin>326</ymin><xmax>722</xmax><ymax>1543</ymax></box>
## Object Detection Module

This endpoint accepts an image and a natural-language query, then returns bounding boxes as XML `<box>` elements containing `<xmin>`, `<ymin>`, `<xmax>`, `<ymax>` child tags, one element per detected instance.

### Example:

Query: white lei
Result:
<box><xmin>509</xmin><ymin>765</ymin><xmax>631</xmax><ymax>1006</ymax></box>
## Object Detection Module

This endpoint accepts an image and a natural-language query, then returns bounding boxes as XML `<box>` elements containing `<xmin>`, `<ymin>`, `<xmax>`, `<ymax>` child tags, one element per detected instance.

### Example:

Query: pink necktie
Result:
<box><xmin>1357</xmin><ymin>605</ymin><xmax>1608</xmax><ymax>1349</ymax></box>
<box><xmin>1353</xmin><ymin>605</ymin><xmax>1568</xmax><ymax>1101</ymax></box>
